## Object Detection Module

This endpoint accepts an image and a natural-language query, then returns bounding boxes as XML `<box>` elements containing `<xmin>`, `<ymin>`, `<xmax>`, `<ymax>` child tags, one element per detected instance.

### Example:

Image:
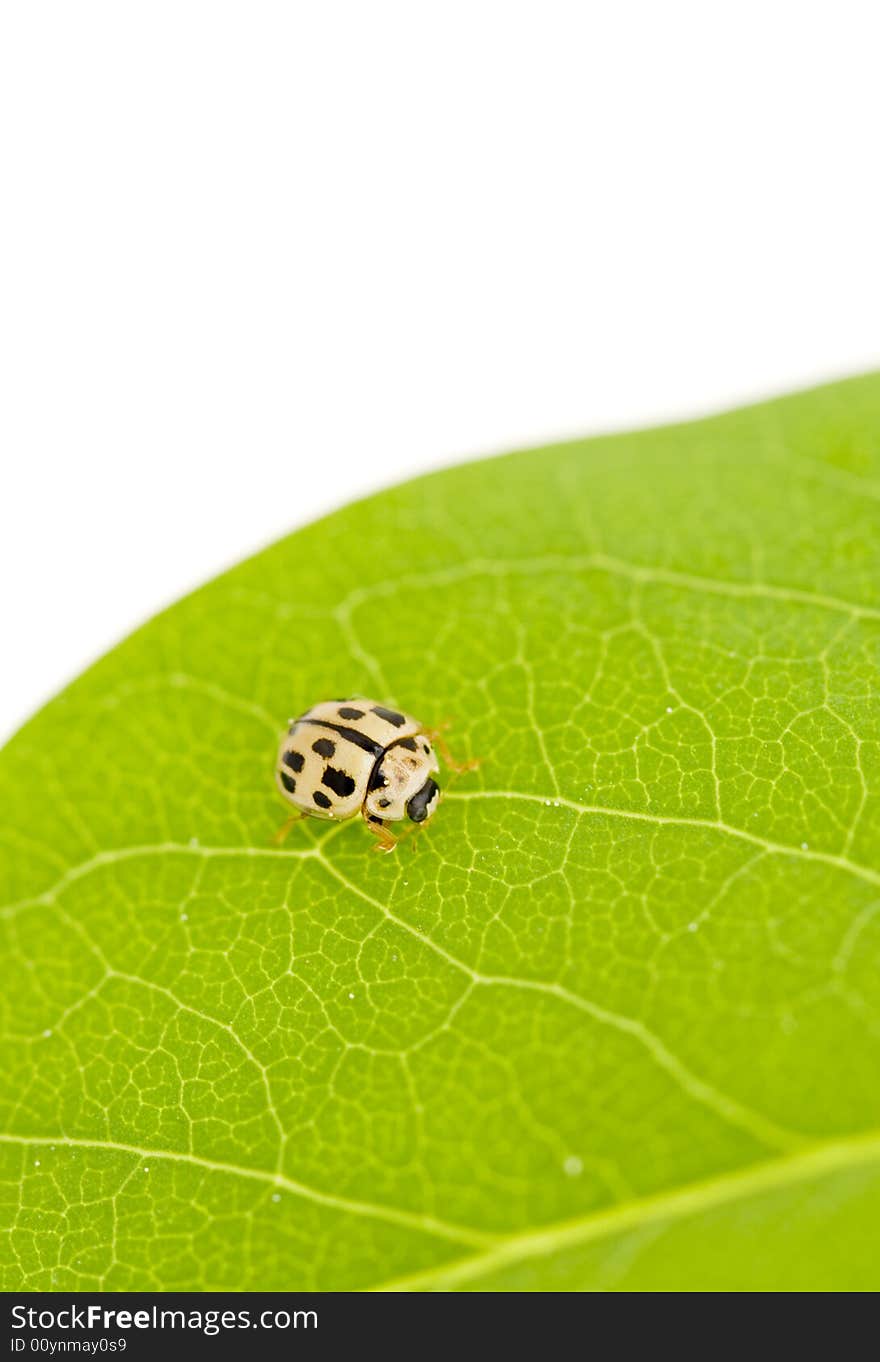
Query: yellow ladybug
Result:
<box><xmin>275</xmin><ymin>698</ymin><xmax>476</xmax><ymax>852</ymax></box>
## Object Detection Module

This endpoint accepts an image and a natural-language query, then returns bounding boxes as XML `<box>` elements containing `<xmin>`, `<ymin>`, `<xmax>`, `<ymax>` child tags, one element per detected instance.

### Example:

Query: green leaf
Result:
<box><xmin>2</xmin><ymin>374</ymin><xmax>880</xmax><ymax>1292</ymax></box>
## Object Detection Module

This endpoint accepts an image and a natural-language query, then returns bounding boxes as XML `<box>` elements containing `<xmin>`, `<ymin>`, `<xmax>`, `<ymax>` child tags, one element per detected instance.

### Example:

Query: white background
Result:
<box><xmin>1</xmin><ymin>1</ymin><xmax>878</xmax><ymax>745</ymax></box>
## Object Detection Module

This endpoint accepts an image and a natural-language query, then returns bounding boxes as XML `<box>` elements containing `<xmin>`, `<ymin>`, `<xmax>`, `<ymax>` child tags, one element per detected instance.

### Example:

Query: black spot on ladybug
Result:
<box><xmin>397</xmin><ymin>737</ymin><xmax>418</xmax><ymax>751</ymax></box>
<box><xmin>367</xmin><ymin>764</ymin><xmax>388</xmax><ymax>791</ymax></box>
<box><xmin>280</xmin><ymin>772</ymin><xmax>297</xmax><ymax>794</ymax></box>
<box><xmin>307</xmin><ymin>720</ymin><xmax>382</xmax><ymax>756</ymax></box>
<box><xmin>373</xmin><ymin>706</ymin><xmax>406</xmax><ymax>727</ymax></box>
<box><xmin>283</xmin><ymin>750</ymin><xmax>304</xmax><ymax>773</ymax></box>
<box><xmin>367</xmin><ymin>813</ymin><xmax>384</xmax><ymax>825</ymax></box>
<box><xmin>313</xmin><ymin>790</ymin><xmax>332</xmax><ymax>809</ymax></box>
<box><xmin>338</xmin><ymin>706</ymin><xmax>365</xmax><ymax>720</ymax></box>
<box><xmin>312</xmin><ymin>737</ymin><xmax>335</xmax><ymax>758</ymax></box>
<box><xmin>377</xmin><ymin>797</ymin><xmax>391</xmax><ymax>809</ymax></box>
<box><xmin>407</xmin><ymin>777</ymin><xmax>439</xmax><ymax>824</ymax></box>
<box><xmin>422</xmin><ymin>742</ymin><xmax>430</xmax><ymax>754</ymax></box>
<box><xmin>322</xmin><ymin>767</ymin><xmax>356</xmax><ymax>798</ymax></box>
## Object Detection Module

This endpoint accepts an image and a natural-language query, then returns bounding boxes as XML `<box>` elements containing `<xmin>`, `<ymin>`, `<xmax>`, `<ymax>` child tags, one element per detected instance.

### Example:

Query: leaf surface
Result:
<box><xmin>2</xmin><ymin>375</ymin><xmax>880</xmax><ymax>1291</ymax></box>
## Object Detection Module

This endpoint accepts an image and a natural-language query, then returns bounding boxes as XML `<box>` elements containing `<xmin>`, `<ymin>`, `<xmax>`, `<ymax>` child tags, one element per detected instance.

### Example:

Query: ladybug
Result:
<box><xmin>275</xmin><ymin>698</ymin><xmax>476</xmax><ymax>852</ymax></box>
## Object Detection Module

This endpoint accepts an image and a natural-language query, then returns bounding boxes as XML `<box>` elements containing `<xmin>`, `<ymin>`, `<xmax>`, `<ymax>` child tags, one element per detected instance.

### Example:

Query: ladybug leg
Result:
<box><xmin>363</xmin><ymin>810</ymin><xmax>398</xmax><ymax>854</ymax></box>
<box><xmin>421</xmin><ymin>722</ymin><xmax>481</xmax><ymax>776</ymax></box>
<box><xmin>273</xmin><ymin>811</ymin><xmax>310</xmax><ymax>845</ymax></box>
<box><xmin>405</xmin><ymin>821</ymin><xmax>425</xmax><ymax>851</ymax></box>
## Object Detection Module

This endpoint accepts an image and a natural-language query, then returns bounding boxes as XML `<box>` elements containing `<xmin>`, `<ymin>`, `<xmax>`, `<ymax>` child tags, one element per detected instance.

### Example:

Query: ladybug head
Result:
<box><xmin>364</xmin><ymin>736</ymin><xmax>440</xmax><ymax>824</ymax></box>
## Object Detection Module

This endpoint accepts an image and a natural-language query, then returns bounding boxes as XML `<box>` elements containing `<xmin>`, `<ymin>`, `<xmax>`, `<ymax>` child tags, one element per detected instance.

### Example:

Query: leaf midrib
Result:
<box><xmin>369</xmin><ymin>1129</ymin><xmax>880</xmax><ymax>1291</ymax></box>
